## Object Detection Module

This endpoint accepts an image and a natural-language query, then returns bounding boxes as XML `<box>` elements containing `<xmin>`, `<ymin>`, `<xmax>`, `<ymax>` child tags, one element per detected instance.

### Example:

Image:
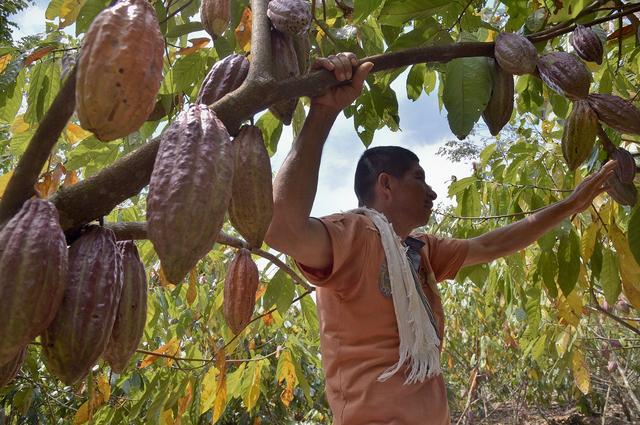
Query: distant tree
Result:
<box><xmin>0</xmin><ymin>0</ymin><xmax>33</xmax><ymax>44</ymax></box>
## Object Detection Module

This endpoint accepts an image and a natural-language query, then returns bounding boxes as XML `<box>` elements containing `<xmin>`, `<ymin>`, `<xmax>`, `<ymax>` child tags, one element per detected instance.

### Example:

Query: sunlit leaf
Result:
<box><xmin>276</xmin><ymin>350</ymin><xmax>297</xmax><ymax>407</ymax></box>
<box><xmin>176</xmin><ymin>38</ymin><xmax>210</xmax><ymax>56</ymax></box>
<box><xmin>234</xmin><ymin>7</ymin><xmax>252</xmax><ymax>53</ymax></box>
<box><xmin>242</xmin><ymin>359</ymin><xmax>264</xmax><ymax>411</ymax></box>
<box><xmin>571</xmin><ymin>349</ymin><xmax>590</xmax><ymax>395</ymax></box>
<box><xmin>65</xmin><ymin>122</ymin><xmax>93</xmax><ymax>145</ymax></box>
<box><xmin>601</xmin><ymin>249</ymin><xmax>621</xmax><ymax>305</ymax></box>
<box><xmin>609</xmin><ymin>224</ymin><xmax>640</xmax><ymax>309</ymax></box>
<box><xmin>0</xmin><ymin>54</ymin><xmax>12</xmax><ymax>73</ymax></box>
<box><xmin>187</xmin><ymin>269</ymin><xmax>197</xmax><ymax>306</ymax></box>
<box><xmin>199</xmin><ymin>366</ymin><xmax>220</xmax><ymax>415</ymax></box>
<box><xmin>139</xmin><ymin>338</ymin><xmax>180</xmax><ymax>369</ymax></box>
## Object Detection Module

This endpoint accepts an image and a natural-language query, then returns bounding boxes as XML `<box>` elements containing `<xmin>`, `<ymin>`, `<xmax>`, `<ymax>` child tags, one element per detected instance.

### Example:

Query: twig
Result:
<box><xmin>603</xmin><ymin>384</ymin><xmax>611</xmax><ymax>425</ymax></box>
<box><xmin>0</xmin><ymin>66</ymin><xmax>77</xmax><ymax>226</ymax></box>
<box><xmin>159</xmin><ymin>0</ymin><xmax>194</xmax><ymax>25</ymax></box>
<box><xmin>586</xmin><ymin>302</ymin><xmax>640</xmax><ymax>337</ymax></box>
<box><xmin>433</xmin><ymin>205</ymin><xmax>548</xmax><ymax>221</ymax></box>
<box><xmin>448</xmin><ymin>0</ymin><xmax>476</xmax><ymax>32</ymax></box>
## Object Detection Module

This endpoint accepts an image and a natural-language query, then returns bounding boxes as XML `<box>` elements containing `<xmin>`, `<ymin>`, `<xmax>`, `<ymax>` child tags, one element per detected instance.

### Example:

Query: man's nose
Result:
<box><xmin>427</xmin><ymin>186</ymin><xmax>437</xmax><ymax>200</ymax></box>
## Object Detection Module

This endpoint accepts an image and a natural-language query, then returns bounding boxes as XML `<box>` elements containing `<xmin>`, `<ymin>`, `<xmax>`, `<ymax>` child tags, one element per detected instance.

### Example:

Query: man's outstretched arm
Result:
<box><xmin>265</xmin><ymin>55</ymin><xmax>373</xmax><ymax>270</ymax></box>
<box><xmin>463</xmin><ymin>161</ymin><xmax>617</xmax><ymax>267</ymax></box>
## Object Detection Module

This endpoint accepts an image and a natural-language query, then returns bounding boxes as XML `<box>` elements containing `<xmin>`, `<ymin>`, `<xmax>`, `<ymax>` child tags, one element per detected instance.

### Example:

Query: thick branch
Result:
<box><xmin>0</xmin><ymin>66</ymin><xmax>77</xmax><ymax>225</ymax></box>
<box><xmin>247</xmin><ymin>0</ymin><xmax>273</xmax><ymax>81</ymax></box>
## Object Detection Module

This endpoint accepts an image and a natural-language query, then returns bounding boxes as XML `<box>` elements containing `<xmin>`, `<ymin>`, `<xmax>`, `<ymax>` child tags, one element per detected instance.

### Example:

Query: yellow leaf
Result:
<box><xmin>63</xmin><ymin>170</ymin><xmax>79</xmax><ymax>187</ymax></box>
<box><xmin>73</xmin><ymin>401</ymin><xmax>92</xmax><ymax>424</ymax></box>
<box><xmin>65</xmin><ymin>122</ymin><xmax>92</xmax><ymax>145</ymax></box>
<box><xmin>158</xmin><ymin>266</ymin><xmax>177</xmax><ymax>288</ymax></box>
<box><xmin>73</xmin><ymin>374</ymin><xmax>110</xmax><ymax>424</ymax></box>
<box><xmin>139</xmin><ymin>337</ymin><xmax>180</xmax><ymax>369</ymax></box>
<box><xmin>571</xmin><ymin>349</ymin><xmax>590</xmax><ymax>395</ymax></box>
<box><xmin>178</xmin><ymin>382</ymin><xmax>193</xmax><ymax>416</ymax></box>
<box><xmin>234</xmin><ymin>8</ymin><xmax>252</xmax><ymax>52</ymax></box>
<box><xmin>23</xmin><ymin>46</ymin><xmax>55</xmax><ymax>66</ymax></box>
<box><xmin>161</xmin><ymin>409</ymin><xmax>175</xmax><ymax>425</ymax></box>
<box><xmin>199</xmin><ymin>366</ymin><xmax>219</xmax><ymax>415</ymax></box>
<box><xmin>555</xmin><ymin>328</ymin><xmax>572</xmax><ymax>358</ymax></box>
<box><xmin>59</xmin><ymin>0</ymin><xmax>87</xmax><ymax>28</ymax></box>
<box><xmin>261</xmin><ymin>313</ymin><xmax>274</xmax><ymax>327</ymax></box>
<box><xmin>0</xmin><ymin>171</ymin><xmax>14</xmax><ymax>199</ymax></box>
<box><xmin>0</xmin><ymin>54</ymin><xmax>12</xmax><ymax>73</ymax></box>
<box><xmin>212</xmin><ymin>349</ymin><xmax>228</xmax><ymax>423</ymax></box>
<box><xmin>187</xmin><ymin>269</ymin><xmax>197</xmax><ymax>306</ymax></box>
<box><xmin>176</xmin><ymin>38</ymin><xmax>210</xmax><ymax>56</ymax></box>
<box><xmin>255</xmin><ymin>283</ymin><xmax>267</xmax><ymax>301</ymax></box>
<box><xmin>580</xmin><ymin>222</ymin><xmax>598</xmax><ymax>263</ymax></box>
<box><xmin>243</xmin><ymin>359</ymin><xmax>264</xmax><ymax>412</ymax></box>
<box><xmin>277</xmin><ymin>351</ymin><xmax>297</xmax><ymax>407</ymax></box>
<box><xmin>96</xmin><ymin>373</ymin><xmax>110</xmax><ymax>402</ymax></box>
<box><xmin>557</xmin><ymin>289</ymin><xmax>582</xmax><ymax>327</ymax></box>
<box><xmin>10</xmin><ymin>115</ymin><xmax>30</xmax><ymax>134</ymax></box>
<box><xmin>609</xmin><ymin>224</ymin><xmax>640</xmax><ymax>309</ymax></box>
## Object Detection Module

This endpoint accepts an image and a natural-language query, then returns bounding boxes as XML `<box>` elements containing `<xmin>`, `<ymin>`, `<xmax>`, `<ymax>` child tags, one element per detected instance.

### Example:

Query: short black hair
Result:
<box><xmin>354</xmin><ymin>146</ymin><xmax>419</xmax><ymax>207</ymax></box>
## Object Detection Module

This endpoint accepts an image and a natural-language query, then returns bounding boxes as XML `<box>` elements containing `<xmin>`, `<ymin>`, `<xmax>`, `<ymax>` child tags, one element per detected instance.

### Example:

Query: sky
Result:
<box><xmin>10</xmin><ymin>1</ymin><xmax>478</xmax><ymax>219</ymax></box>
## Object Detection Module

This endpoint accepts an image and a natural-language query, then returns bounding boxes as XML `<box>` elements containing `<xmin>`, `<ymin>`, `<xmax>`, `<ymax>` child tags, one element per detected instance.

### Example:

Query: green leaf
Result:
<box><xmin>172</xmin><ymin>53</ymin><xmax>208</xmax><ymax>94</ymax></box>
<box><xmin>263</xmin><ymin>269</ymin><xmax>295</xmax><ymax>315</ymax></box>
<box><xmin>370</xmin><ymin>83</ymin><xmax>399</xmax><ymax>131</ymax></box>
<box><xmin>628</xmin><ymin>206</ymin><xmax>640</xmax><ymax>265</ymax></box>
<box><xmin>300</xmin><ymin>295</ymin><xmax>318</xmax><ymax>334</ymax></box>
<box><xmin>601</xmin><ymin>249</ymin><xmax>621</xmax><ymax>305</ymax></box>
<box><xmin>442</xmin><ymin>57</ymin><xmax>492</xmax><ymax>139</ymax></box>
<box><xmin>25</xmin><ymin>59</ymin><xmax>61</xmax><ymax>125</ymax></box>
<box><xmin>538</xmin><ymin>251</ymin><xmax>558</xmax><ymax>299</ymax></box>
<box><xmin>76</xmin><ymin>0</ymin><xmax>110</xmax><ymax>36</ymax></box>
<box><xmin>166</xmin><ymin>21</ymin><xmax>204</xmax><ymax>38</ymax></box>
<box><xmin>256</xmin><ymin>111</ymin><xmax>283</xmax><ymax>156</ymax></box>
<box><xmin>406</xmin><ymin>63</ymin><xmax>426</xmax><ymax>101</ymax></box>
<box><xmin>0</xmin><ymin>69</ymin><xmax>25</xmax><ymax>123</ymax></box>
<box><xmin>557</xmin><ymin>229</ymin><xmax>580</xmax><ymax>296</ymax></box>
<box><xmin>0</xmin><ymin>54</ymin><xmax>26</xmax><ymax>93</ymax></box>
<box><xmin>353</xmin><ymin>0</ymin><xmax>384</xmax><ymax>23</ymax></box>
<box><xmin>379</xmin><ymin>0</ymin><xmax>450</xmax><ymax>26</ymax></box>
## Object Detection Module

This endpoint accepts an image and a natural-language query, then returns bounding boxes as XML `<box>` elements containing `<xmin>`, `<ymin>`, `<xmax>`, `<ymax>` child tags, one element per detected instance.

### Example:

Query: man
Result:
<box><xmin>264</xmin><ymin>53</ymin><xmax>616</xmax><ymax>425</ymax></box>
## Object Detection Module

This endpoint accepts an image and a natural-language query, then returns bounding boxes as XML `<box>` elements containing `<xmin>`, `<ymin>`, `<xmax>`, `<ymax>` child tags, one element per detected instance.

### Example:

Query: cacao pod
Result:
<box><xmin>0</xmin><ymin>198</ymin><xmax>68</xmax><ymax>365</ymax></box>
<box><xmin>267</xmin><ymin>0</ymin><xmax>312</xmax><ymax>35</ymax></box>
<box><xmin>200</xmin><ymin>0</ymin><xmax>231</xmax><ymax>39</ymax></box>
<box><xmin>76</xmin><ymin>0</ymin><xmax>164</xmax><ymax>142</ymax></box>
<box><xmin>291</xmin><ymin>32</ymin><xmax>312</xmax><ymax>75</ymax></box>
<box><xmin>607</xmin><ymin>174</ymin><xmax>638</xmax><ymax>206</ymax></box>
<box><xmin>482</xmin><ymin>59</ymin><xmax>514</xmax><ymax>136</ymax></box>
<box><xmin>561</xmin><ymin>100</ymin><xmax>598</xmax><ymax>171</ymax></box>
<box><xmin>269</xmin><ymin>30</ymin><xmax>300</xmax><ymax>125</ymax></box>
<box><xmin>0</xmin><ymin>347</ymin><xmax>26</xmax><ymax>388</ymax></box>
<box><xmin>494</xmin><ymin>32</ymin><xmax>538</xmax><ymax>75</ymax></box>
<box><xmin>537</xmin><ymin>52</ymin><xmax>591</xmax><ymax>100</ymax></box>
<box><xmin>223</xmin><ymin>249</ymin><xmax>260</xmax><ymax>334</ymax></box>
<box><xmin>570</xmin><ymin>25</ymin><xmax>603</xmax><ymax>65</ymax></box>
<box><xmin>587</xmin><ymin>93</ymin><xmax>640</xmax><ymax>135</ymax></box>
<box><xmin>229</xmin><ymin>126</ymin><xmax>274</xmax><ymax>248</ymax></box>
<box><xmin>196</xmin><ymin>54</ymin><xmax>249</xmax><ymax>106</ymax></box>
<box><xmin>610</xmin><ymin>148</ymin><xmax>636</xmax><ymax>184</ymax></box>
<box><xmin>41</xmin><ymin>226</ymin><xmax>123</xmax><ymax>385</ymax></box>
<box><xmin>147</xmin><ymin>104</ymin><xmax>234</xmax><ymax>284</ymax></box>
<box><xmin>103</xmin><ymin>241</ymin><xmax>148</xmax><ymax>373</ymax></box>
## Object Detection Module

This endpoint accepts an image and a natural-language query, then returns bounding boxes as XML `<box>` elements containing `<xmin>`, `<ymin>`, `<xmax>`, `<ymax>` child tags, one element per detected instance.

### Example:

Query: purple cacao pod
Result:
<box><xmin>267</xmin><ymin>0</ymin><xmax>312</xmax><ymax>35</ymax></box>
<box><xmin>0</xmin><ymin>198</ymin><xmax>68</xmax><ymax>365</ymax></box>
<box><xmin>537</xmin><ymin>52</ymin><xmax>592</xmax><ymax>100</ymax></box>
<box><xmin>269</xmin><ymin>30</ymin><xmax>300</xmax><ymax>125</ymax></box>
<box><xmin>587</xmin><ymin>93</ymin><xmax>640</xmax><ymax>135</ymax></box>
<box><xmin>41</xmin><ymin>226</ymin><xmax>123</xmax><ymax>385</ymax></box>
<box><xmin>147</xmin><ymin>104</ymin><xmax>234</xmax><ymax>284</ymax></box>
<box><xmin>570</xmin><ymin>25</ymin><xmax>603</xmax><ymax>65</ymax></box>
<box><xmin>103</xmin><ymin>241</ymin><xmax>148</xmax><ymax>373</ymax></box>
<box><xmin>196</xmin><ymin>54</ymin><xmax>249</xmax><ymax>106</ymax></box>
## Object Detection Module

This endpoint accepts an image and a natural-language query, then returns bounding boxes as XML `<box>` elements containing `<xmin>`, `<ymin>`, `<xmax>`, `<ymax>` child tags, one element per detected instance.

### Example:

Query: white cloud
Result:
<box><xmin>11</xmin><ymin>4</ymin><xmax>48</xmax><ymax>41</ymax></box>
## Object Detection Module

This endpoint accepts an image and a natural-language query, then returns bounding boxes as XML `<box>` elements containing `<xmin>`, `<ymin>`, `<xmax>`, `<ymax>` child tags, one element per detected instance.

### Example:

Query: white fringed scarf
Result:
<box><xmin>350</xmin><ymin>207</ymin><xmax>441</xmax><ymax>384</ymax></box>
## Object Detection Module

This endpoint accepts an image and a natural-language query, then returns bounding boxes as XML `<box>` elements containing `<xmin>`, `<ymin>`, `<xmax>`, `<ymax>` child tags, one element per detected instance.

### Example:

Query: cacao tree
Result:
<box><xmin>0</xmin><ymin>0</ymin><xmax>640</xmax><ymax>423</ymax></box>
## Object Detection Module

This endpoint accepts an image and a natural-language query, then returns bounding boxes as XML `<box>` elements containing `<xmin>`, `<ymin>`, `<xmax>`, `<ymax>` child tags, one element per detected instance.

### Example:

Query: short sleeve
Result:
<box><xmin>296</xmin><ymin>213</ymin><xmax>372</xmax><ymax>290</ymax></box>
<box><xmin>423</xmin><ymin>235</ymin><xmax>469</xmax><ymax>282</ymax></box>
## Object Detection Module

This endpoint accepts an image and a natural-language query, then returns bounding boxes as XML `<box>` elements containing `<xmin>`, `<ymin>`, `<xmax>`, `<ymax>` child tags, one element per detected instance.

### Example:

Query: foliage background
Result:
<box><xmin>1</xmin><ymin>0</ymin><xmax>640</xmax><ymax>423</ymax></box>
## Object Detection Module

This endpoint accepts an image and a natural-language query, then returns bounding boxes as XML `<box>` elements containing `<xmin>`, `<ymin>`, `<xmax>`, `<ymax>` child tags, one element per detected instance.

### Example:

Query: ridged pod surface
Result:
<box><xmin>482</xmin><ymin>59</ymin><xmax>514</xmax><ymax>136</ymax></box>
<box><xmin>41</xmin><ymin>226</ymin><xmax>123</xmax><ymax>385</ymax></box>
<box><xmin>148</xmin><ymin>104</ymin><xmax>234</xmax><ymax>284</ymax></box>
<box><xmin>494</xmin><ymin>33</ymin><xmax>538</xmax><ymax>75</ymax></box>
<box><xmin>611</xmin><ymin>148</ymin><xmax>636</xmax><ymax>184</ymax></box>
<box><xmin>269</xmin><ymin>30</ymin><xmax>300</xmax><ymax>124</ymax></box>
<box><xmin>607</xmin><ymin>175</ymin><xmax>638</xmax><ymax>206</ymax></box>
<box><xmin>561</xmin><ymin>100</ymin><xmax>598</xmax><ymax>171</ymax></box>
<box><xmin>267</xmin><ymin>0</ymin><xmax>312</xmax><ymax>35</ymax></box>
<box><xmin>537</xmin><ymin>52</ymin><xmax>591</xmax><ymax>100</ymax></box>
<box><xmin>223</xmin><ymin>249</ymin><xmax>259</xmax><ymax>334</ymax></box>
<box><xmin>200</xmin><ymin>0</ymin><xmax>230</xmax><ymax>39</ymax></box>
<box><xmin>229</xmin><ymin>126</ymin><xmax>274</xmax><ymax>249</ymax></box>
<box><xmin>0</xmin><ymin>347</ymin><xmax>25</xmax><ymax>388</ymax></box>
<box><xmin>76</xmin><ymin>0</ymin><xmax>164</xmax><ymax>142</ymax></box>
<box><xmin>291</xmin><ymin>32</ymin><xmax>312</xmax><ymax>74</ymax></box>
<box><xmin>196</xmin><ymin>54</ymin><xmax>249</xmax><ymax>106</ymax></box>
<box><xmin>570</xmin><ymin>25</ymin><xmax>603</xmax><ymax>64</ymax></box>
<box><xmin>103</xmin><ymin>241</ymin><xmax>148</xmax><ymax>373</ymax></box>
<box><xmin>587</xmin><ymin>94</ymin><xmax>640</xmax><ymax>135</ymax></box>
<box><xmin>0</xmin><ymin>198</ymin><xmax>68</xmax><ymax>365</ymax></box>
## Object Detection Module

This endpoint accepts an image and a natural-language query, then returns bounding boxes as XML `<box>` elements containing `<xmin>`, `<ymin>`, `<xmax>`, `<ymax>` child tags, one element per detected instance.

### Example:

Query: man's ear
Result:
<box><xmin>377</xmin><ymin>172</ymin><xmax>392</xmax><ymax>195</ymax></box>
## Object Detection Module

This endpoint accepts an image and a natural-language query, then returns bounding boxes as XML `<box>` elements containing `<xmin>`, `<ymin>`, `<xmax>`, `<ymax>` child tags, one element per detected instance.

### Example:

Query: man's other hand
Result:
<box><xmin>311</xmin><ymin>52</ymin><xmax>374</xmax><ymax>112</ymax></box>
<box><xmin>566</xmin><ymin>160</ymin><xmax>618</xmax><ymax>214</ymax></box>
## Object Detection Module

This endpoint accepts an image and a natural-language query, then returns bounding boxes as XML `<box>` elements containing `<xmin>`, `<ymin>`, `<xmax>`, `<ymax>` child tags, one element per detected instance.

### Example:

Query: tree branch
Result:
<box><xmin>0</xmin><ymin>66</ymin><xmax>77</xmax><ymax>226</ymax></box>
<box><xmin>246</xmin><ymin>0</ymin><xmax>273</xmax><ymax>81</ymax></box>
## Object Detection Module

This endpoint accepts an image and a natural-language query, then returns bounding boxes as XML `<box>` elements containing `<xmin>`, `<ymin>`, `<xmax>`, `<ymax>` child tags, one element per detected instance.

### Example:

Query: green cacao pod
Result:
<box><xmin>196</xmin><ymin>54</ymin><xmax>249</xmax><ymax>106</ymax></box>
<box><xmin>147</xmin><ymin>104</ymin><xmax>234</xmax><ymax>284</ymax></box>
<box><xmin>494</xmin><ymin>32</ymin><xmax>538</xmax><ymax>75</ymax></box>
<box><xmin>561</xmin><ymin>100</ymin><xmax>598</xmax><ymax>171</ymax></box>
<box><xmin>0</xmin><ymin>198</ymin><xmax>68</xmax><ymax>365</ymax></box>
<box><xmin>103</xmin><ymin>241</ymin><xmax>148</xmax><ymax>373</ymax></box>
<box><xmin>481</xmin><ymin>59</ymin><xmax>514</xmax><ymax>136</ymax></box>
<box><xmin>229</xmin><ymin>126</ymin><xmax>274</xmax><ymax>249</ymax></box>
<box><xmin>610</xmin><ymin>148</ymin><xmax>636</xmax><ymax>184</ymax></box>
<box><xmin>76</xmin><ymin>0</ymin><xmax>164</xmax><ymax>142</ymax></box>
<box><xmin>587</xmin><ymin>93</ymin><xmax>640</xmax><ymax>135</ymax></box>
<box><xmin>269</xmin><ymin>30</ymin><xmax>300</xmax><ymax>125</ymax></box>
<box><xmin>41</xmin><ymin>226</ymin><xmax>123</xmax><ymax>385</ymax></box>
<box><xmin>200</xmin><ymin>0</ymin><xmax>230</xmax><ymax>39</ymax></box>
<box><xmin>570</xmin><ymin>25</ymin><xmax>603</xmax><ymax>65</ymax></box>
<box><xmin>537</xmin><ymin>52</ymin><xmax>591</xmax><ymax>100</ymax></box>
<box><xmin>223</xmin><ymin>249</ymin><xmax>259</xmax><ymax>334</ymax></box>
<box><xmin>607</xmin><ymin>175</ymin><xmax>638</xmax><ymax>206</ymax></box>
<box><xmin>0</xmin><ymin>347</ymin><xmax>26</xmax><ymax>388</ymax></box>
<box><xmin>267</xmin><ymin>0</ymin><xmax>312</xmax><ymax>35</ymax></box>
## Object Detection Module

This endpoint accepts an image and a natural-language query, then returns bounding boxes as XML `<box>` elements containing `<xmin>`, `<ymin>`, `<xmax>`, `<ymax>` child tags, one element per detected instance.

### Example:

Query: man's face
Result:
<box><xmin>391</xmin><ymin>162</ymin><xmax>437</xmax><ymax>227</ymax></box>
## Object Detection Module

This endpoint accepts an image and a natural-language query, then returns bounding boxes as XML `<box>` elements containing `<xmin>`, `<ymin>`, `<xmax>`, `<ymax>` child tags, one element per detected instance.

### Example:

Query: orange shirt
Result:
<box><xmin>297</xmin><ymin>213</ymin><xmax>469</xmax><ymax>425</ymax></box>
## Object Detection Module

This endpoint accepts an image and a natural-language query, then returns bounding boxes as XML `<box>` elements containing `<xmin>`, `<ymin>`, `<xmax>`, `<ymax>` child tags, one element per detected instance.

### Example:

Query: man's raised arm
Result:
<box><xmin>265</xmin><ymin>54</ymin><xmax>373</xmax><ymax>270</ymax></box>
